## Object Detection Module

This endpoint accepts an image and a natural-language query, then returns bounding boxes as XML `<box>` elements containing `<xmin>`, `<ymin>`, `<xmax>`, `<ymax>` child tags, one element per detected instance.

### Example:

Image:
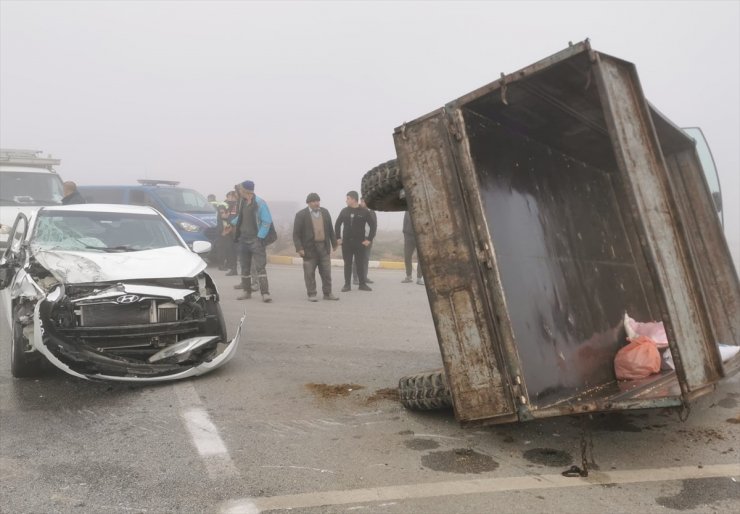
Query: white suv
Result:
<box><xmin>0</xmin><ymin>149</ymin><xmax>64</xmax><ymax>248</ymax></box>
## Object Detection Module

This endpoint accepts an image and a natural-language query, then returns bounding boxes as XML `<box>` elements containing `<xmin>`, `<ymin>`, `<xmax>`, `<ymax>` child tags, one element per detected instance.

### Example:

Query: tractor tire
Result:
<box><xmin>398</xmin><ymin>369</ymin><xmax>452</xmax><ymax>411</ymax></box>
<box><xmin>361</xmin><ymin>159</ymin><xmax>407</xmax><ymax>212</ymax></box>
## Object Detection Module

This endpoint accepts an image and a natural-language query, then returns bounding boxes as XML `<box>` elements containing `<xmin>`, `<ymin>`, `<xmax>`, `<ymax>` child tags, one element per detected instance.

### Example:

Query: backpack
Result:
<box><xmin>264</xmin><ymin>223</ymin><xmax>278</xmax><ymax>245</ymax></box>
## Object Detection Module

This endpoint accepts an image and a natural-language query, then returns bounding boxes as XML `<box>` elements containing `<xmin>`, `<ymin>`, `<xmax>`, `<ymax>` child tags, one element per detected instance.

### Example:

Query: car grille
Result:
<box><xmin>79</xmin><ymin>300</ymin><xmax>179</xmax><ymax>327</ymax></box>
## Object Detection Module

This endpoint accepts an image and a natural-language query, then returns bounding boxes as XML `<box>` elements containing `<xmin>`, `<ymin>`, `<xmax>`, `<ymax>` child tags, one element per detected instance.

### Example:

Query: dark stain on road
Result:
<box><xmin>404</xmin><ymin>438</ymin><xmax>440</xmax><ymax>451</ymax></box>
<box><xmin>717</xmin><ymin>395</ymin><xmax>738</xmax><ymax>409</ymax></box>
<box><xmin>305</xmin><ymin>383</ymin><xmax>364</xmax><ymax>399</ymax></box>
<box><xmin>726</xmin><ymin>414</ymin><xmax>740</xmax><ymax>424</ymax></box>
<box><xmin>587</xmin><ymin>412</ymin><xmax>642</xmax><ymax>432</ymax></box>
<box><xmin>676</xmin><ymin>427</ymin><xmax>726</xmax><ymax>443</ymax></box>
<box><xmin>655</xmin><ymin>477</ymin><xmax>740</xmax><ymax>510</ymax></box>
<box><xmin>421</xmin><ymin>449</ymin><xmax>499</xmax><ymax>473</ymax></box>
<box><xmin>523</xmin><ymin>448</ymin><xmax>573</xmax><ymax>467</ymax></box>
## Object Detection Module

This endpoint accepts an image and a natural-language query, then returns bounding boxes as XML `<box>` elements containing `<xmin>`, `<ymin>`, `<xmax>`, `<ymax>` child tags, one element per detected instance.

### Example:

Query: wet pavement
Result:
<box><xmin>1</xmin><ymin>263</ymin><xmax>738</xmax><ymax>513</ymax></box>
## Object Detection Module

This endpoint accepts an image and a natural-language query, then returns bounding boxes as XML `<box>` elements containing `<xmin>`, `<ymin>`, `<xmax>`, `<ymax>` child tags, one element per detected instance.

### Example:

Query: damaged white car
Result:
<box><xmin>0</xmin><ymin>204</ymin><xmax>242</xmax><ymax>381</ymax></box>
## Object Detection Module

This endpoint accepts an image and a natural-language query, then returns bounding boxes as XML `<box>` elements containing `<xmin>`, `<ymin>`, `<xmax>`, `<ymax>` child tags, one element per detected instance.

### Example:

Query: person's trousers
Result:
<box><xmin>239</xmin><ymin>238</ymin><xmax>269</xmax><ymax>294</ymax></box>
<box><xmin>404</xmin><ymin>234</ymin><xmax>422</xmax><ymax>279</ymax></box>
<box><xmin>343</xmin><ymin>243</ymin><xmax>367</xmax><ymax>286</ymax></box>
<box><xmin>303</xmin><ymin>242</ymin><xmax>332</xmax><ymax>296</ymax></box>
<box><xmin>225</xmin><ymin>240</ymin><xmax>238</xmax><ymax>270</ymax></box>
<box><xmin>352</xmin><ymin>241</ymin><xmax>372</xmax><ymax>282</ymax></box>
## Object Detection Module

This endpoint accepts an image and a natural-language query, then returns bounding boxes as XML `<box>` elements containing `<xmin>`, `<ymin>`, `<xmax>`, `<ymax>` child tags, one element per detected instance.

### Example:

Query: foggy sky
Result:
<box><xmin>1</xmin><ymin>1</ymin><xmax>738</xmax><ymax>268</ymax></box>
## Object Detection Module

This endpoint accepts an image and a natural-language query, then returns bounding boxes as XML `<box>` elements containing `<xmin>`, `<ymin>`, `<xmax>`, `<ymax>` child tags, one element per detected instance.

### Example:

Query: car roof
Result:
<box><xmin>0</xmin><ymin>165</ymin><xmax>60</xmax><ymax>174</ymax></box>
<box><xmin>78</xmin><ymin>184</ymin><xmax>190</xmax><ymax>190</ymax></box>
<box><xmin>39</xmin><ymin>204</ymin><xmax>161</xmax><ymax>215</ymax></box>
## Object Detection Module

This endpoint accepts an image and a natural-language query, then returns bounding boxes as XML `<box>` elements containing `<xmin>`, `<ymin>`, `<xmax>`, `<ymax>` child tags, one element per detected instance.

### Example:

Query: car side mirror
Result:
<box><xmin>191</xmin><ymin>240</ymin><xmax>212</xmax><ymax>254</ymax></box>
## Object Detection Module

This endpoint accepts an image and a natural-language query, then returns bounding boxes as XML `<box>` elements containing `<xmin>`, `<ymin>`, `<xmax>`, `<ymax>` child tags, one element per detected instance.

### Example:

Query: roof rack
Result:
<box><xmin>137</xmin><ymin>179</ymin><xmax>180</xmax><ymax>186</ymax></box>
<box><xmin>0</xmin><ymin>148</ymin><xmax>61</xmax><ymax>169</ymax></box>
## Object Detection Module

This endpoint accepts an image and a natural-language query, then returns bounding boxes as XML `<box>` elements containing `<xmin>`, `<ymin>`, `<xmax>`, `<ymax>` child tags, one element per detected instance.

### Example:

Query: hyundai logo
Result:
<box><xmin>115</xmin><ymin>294</ymin><xmax>141</xmax><ymax>304</ymax></box>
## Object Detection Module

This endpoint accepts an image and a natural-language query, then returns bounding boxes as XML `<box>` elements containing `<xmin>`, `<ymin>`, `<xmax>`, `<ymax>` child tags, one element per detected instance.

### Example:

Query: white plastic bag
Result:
<box><xmin>624</xmin><ymin>313</ymin><xmax>669</xmax><ymax>349</ymax></box>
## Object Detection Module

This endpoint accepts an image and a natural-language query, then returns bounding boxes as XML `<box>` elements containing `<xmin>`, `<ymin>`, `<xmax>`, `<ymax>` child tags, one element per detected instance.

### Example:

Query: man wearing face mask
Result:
<box><xmin>293</xmin><ymin>193</ymin><xmax>339</xmax><ymax>302</ymax></box>
<box><xmin>233</xmin><ymin>180</ymin><xmax>274</xmax><ymax>303</ymax></box>
<box><xmin>334</xmin><ymin>190</ymin><xmax>376</xmax><ymax>292</ymax></box>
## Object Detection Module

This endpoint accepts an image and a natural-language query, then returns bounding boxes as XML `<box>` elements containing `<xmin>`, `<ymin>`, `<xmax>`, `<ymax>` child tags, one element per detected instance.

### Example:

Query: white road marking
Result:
<box><xmin>175</xmin><ymin>383</ymin><xmax>240</xmax><ymax>480</ymax></box>
<box><xmin>219</xmin><ymin>463</ymin><xmax>740</xmax><ymax>513</ymax></box>
<box><xmin>261</xmin><ymin>465</ymin><xmax>337</xmax><ymax>474</ymax></box>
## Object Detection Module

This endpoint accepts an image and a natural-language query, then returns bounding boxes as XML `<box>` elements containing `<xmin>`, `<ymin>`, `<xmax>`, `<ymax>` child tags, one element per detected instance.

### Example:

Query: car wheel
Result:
<box><xmin>398</xmin><ymin>369</ymin><xmax>452</xmax><ymax>411</ymax></box>
<box><xmin>11</xmin><ymin>305</ymin><xmax>43</xmax><ymax>378</ymax></box>
<box><xmin>361</xmin><ymin>159</ymin><xmax>407</xmax><ymax>212</ymax></box>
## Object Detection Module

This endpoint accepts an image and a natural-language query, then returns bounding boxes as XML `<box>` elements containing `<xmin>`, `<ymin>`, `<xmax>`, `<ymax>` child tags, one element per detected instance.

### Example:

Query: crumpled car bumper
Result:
<box><xmin>32</xmin><ymin>299</ymin><xmax>244</xmax><ymax>382</ymax></box>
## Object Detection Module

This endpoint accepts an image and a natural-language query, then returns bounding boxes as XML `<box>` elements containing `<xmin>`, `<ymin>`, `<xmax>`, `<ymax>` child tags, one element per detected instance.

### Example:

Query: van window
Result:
<box><xmin>130</xmin><ymin>190</ymin><xmax>158</xmax><ymax>208</ymax></box>
<box><xmin>82</xmin><ymin>189</ymin><xmax>126</xmax><ymax>204</ymax></box>
<box><xmin>155</xmin><ymin>188</ymin><xmax>214</xmax><ymax>214</ymax></box>
<box><xmin>0</xmin><ymin>172</ymin><xmax>63</xmax><ymax>206</ymax></box>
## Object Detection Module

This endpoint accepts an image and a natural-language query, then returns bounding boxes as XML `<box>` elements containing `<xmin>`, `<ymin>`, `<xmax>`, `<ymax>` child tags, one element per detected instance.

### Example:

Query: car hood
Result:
<box><xmin>33</xmin><ymin>246</ymin><xmax>207</xmax><ymax>283</ymax></box>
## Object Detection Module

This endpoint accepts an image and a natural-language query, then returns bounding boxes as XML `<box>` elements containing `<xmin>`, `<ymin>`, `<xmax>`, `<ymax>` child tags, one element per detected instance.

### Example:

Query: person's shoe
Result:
<box><xmin>416</xmin><ymin>278</ymin><xmax>424</xmax><ymax>285</ymax></box>
<box><xmin>366</xmin><ymin>278</ymin><xmax>374</xmax><ymax>284</ymax></box>
<box><xmin>352</xmin><ymin>279</ymin><xmax>359</xmax><ymax>285</ymax></box>
<box><xmin>323</xmin><ymin>294</ymin><xmax>340</xmax><ymax>301</ymax></box>
<box><xmin>402</xmin><ymin>276</ymin><xmax>413</xmax><ymax>283</ymax></box>
<box><xmin>358</xmin><ymin>284</ymin><xmax>372</xmax><ymax>291</ymax></box>
<box><xmin>237</xmin><ymin>277</ymin><xmax>251</xmax><ymax>299</ymax></box>
<box><xmin>225</xmin><ymin>269</ymin><xmax>237</xmax><ymax>276</ymax></box>
<box><xmin>262</xmin><ymin>293</ymin><xmax>272</xmax><ymax>303</ymax></box>
<box><xmin>308</xmin><ymin>296</ymin><xmax>319</xmax><ymax>302</ymax></box>
<box><xmin>341</xmin><ymin>284</ymin><xmax>351</xmax><ymax>292</ymax></box>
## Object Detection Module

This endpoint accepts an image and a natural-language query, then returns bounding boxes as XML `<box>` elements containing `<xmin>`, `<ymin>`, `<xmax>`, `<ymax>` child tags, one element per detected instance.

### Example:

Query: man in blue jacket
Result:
<box><xmin>234</xmin><ymin>180</ymin><xmax>274</xmax><ymax>303</ymax></box>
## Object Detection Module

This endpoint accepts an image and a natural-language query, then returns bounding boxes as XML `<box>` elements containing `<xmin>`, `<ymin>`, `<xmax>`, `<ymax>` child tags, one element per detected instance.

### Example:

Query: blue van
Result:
<box><xmin>78</xmin><ymin>180</ymin><xmax>218</xmax><ymax>246</ymax></box>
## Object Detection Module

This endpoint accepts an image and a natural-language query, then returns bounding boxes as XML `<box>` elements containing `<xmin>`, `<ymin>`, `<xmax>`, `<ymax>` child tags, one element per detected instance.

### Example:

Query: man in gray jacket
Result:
<box><xmin>293</xmin><ymin>193</ymin><xmax>339</xmax><ymax>301</ymax></box>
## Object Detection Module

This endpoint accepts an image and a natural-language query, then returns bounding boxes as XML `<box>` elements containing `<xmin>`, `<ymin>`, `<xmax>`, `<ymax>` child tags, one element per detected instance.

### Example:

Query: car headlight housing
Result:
<box><xmin>178</xmin><ymin>221</ymin><xmax>201</xmax><ymax>232</ymax></box>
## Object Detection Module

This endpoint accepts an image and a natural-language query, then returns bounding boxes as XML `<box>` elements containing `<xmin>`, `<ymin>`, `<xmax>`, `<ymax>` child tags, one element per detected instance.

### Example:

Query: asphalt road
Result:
<box><xmin>1</xmin><ymin>263</ymin><xmax>738</xmax><ymax>513</ymax></box>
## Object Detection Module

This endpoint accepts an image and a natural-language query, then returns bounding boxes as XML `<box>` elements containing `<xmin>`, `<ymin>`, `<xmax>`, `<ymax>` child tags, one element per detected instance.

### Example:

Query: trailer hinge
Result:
<box><xmin>445</xmin><ymin>111</ymin><xmax>464</xmax><ymax>142</ymax></box>
<box><xmin>511</xmin><ymin>375</ymin><xmax>527</xmax><ymax>405</ymax></box>
<box><xmin>477</xmin><ymin>242</ymin><xmax>494</xmax><ymax>269</ymax></box>
<box><xmin>500</xmin><ymin>72</ymin><xmax>509</xmax><ymax>106</ymax></box>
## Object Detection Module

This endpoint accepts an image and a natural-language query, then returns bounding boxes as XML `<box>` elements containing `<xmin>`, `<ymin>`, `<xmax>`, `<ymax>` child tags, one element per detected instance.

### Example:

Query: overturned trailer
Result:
<box><xmin>363</xmin><ymin>40</ymin><xmax>740</xmax><ymax>426</ymax></box>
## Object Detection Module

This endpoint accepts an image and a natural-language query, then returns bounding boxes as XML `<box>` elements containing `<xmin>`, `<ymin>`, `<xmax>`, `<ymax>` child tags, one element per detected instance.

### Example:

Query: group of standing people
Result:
<box><xmin>210</xmin><ymin>184</ymin><xmax>422</xmax><ymax>303</ymax></box>
<box><xmin>210</xmin><ymin>181</ymin><xmax>274</xmax><ymax>303</ymax></box>
<box><xmin>293</xmin><ymin>190</ymin><xmax>377</xmax><ymax>301</ymax></box>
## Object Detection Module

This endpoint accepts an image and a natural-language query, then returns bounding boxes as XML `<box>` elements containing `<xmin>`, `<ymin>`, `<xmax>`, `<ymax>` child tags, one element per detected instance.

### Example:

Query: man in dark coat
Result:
<box><xmin>293</xmin><ymin>193</ymin><xmax>339</xmax><ymax>301</ymax></box>
<box><xmin>403</xmin><ymin>210</ymin><xmax>424</xmax><ymax>284</ymax></box>
<box><xmin>61</xmin><ymin>181</ymin><xmax>86</xmax><ymax>205</ymax></box>
<box><xmin>334</xmin><ymin>190</ymin><xmax>376</xmax><ymax>292</ymax></box>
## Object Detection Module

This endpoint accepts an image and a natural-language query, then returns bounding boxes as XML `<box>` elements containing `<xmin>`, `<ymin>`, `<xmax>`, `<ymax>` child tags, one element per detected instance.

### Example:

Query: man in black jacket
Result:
<box><xmin>62</xmin><ymin>181</ymin><xmax>86</xmax><ymax>205</ymax></box>
<box><xmin>293</xmin><ymin>193</ymin><xmax>339</xmax><ymax>301</ymax></box>
<box><xmin>334</xmin><ymin>190</ymin><xmax>376</xmax><ymax>292</ymax></box>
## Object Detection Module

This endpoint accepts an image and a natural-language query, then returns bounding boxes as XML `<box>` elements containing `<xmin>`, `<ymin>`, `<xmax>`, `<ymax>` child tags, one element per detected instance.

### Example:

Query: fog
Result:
<box><xmin>1</xmin><ymin>1</ymin><xmax>738</xmax><ymax>268</ymax></box>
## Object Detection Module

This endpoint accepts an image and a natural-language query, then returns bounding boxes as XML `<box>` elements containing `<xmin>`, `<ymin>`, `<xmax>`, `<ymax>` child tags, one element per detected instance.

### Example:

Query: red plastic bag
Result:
<box><xmin>614</xmin><ymin>336</ymin><xmax>661</xmax><ymax>380</ymax></box>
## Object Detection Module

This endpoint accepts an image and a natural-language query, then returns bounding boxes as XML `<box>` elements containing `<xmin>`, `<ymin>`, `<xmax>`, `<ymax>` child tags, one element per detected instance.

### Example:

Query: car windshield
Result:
<box><xmin>155</xmin><ymin>188</ymin><xmax>215</xmax><ymax>214</ymax></box>
<box><xmin>0</xmin><ymin>172</ymin><xmax>64</xmax><ymax>206</ymax></box>
<box><xmin>31</xmin><ymin>211</ymin><xmax>183</xmax><ymax>252</ymax></box>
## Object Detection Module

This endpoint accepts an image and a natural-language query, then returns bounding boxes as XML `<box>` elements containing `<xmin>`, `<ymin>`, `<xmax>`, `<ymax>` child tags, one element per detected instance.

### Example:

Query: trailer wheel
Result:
<box><xmin>361</xmin><ymin>159</ymin><xmax>407</xmax><ymax>212</ymax></box>
<box><xmin>398</xmin><ymin>369</ymin><xmax>452</xmax><ymax>411</ymax></box>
